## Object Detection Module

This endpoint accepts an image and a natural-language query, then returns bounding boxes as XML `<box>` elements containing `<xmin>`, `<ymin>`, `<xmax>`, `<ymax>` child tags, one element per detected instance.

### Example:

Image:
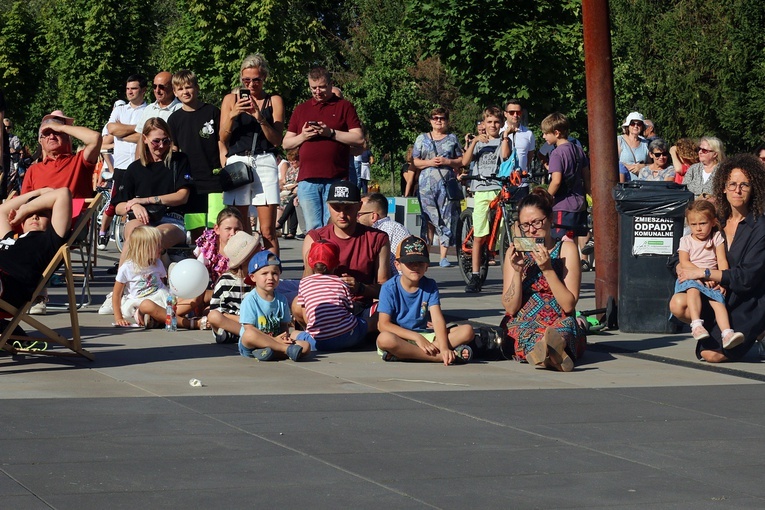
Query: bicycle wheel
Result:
<box><xmin>96</xmin><ymin>189</ymin><xmax>111</xmax><ymax>230</ymax></box>
<box><xmin>456</xmin><ymin>208</ymin><xmax>488</xmax><ymax>285</ymax></box>
<box><xmin>498</xmin><ymin>203</ymin><xmax>519</xmax><ymax>264</ymax></box>
<box><xmin>113</xmin><ymin>215</ymin><xmax>126</xmax><ymax>252</ymax></box>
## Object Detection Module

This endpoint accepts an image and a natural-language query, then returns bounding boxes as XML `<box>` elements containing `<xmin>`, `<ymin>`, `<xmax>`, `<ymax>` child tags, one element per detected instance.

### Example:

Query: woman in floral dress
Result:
<box><xmin>502</xmin><ymin>188</ymin><xmax>585</xmax><ymax>372</ymax></box>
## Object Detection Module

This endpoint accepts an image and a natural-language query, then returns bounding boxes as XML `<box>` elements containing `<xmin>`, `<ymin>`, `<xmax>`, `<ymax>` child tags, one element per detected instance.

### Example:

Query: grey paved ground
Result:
<box><xmin>2</xmin><ymin>238</ymin><xmax>764</xmax><ymax>509</ymax></box>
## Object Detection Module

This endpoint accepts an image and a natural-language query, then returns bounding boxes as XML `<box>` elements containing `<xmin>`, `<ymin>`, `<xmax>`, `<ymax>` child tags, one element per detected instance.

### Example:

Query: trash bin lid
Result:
<box><xmin>613</xmin><ymin>181</ymin><xmax>694</xmax><ymax>217</ymax></box>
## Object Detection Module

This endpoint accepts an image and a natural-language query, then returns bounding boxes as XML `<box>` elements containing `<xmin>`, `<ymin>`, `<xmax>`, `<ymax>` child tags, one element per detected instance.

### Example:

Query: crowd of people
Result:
<box><xmin>2</xmin><ymin>67</ymin><xmax>765</xmax><ymax>369</ymax></box>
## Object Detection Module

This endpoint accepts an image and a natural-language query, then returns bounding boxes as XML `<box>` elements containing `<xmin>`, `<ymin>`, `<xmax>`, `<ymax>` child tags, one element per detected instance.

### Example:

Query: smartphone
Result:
<box><xmin>513</xmin><ymin>237</ymin><xmax>543</xmax><ymax>252</ymax></box>
<box><xmin>238</xmin><ymin>88</ymin><xmax>251</xmax><ymax>101</ymax></box>
<box><xmin>307</xmin><ymin>121</ymin><xmax>321</xmax><ymax>128</ymax></box>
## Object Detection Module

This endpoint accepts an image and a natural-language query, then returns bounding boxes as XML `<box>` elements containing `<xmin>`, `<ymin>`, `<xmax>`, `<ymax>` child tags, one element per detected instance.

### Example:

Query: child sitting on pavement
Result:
<box><xmin>112</xmin><ymin>225</ymin><xmax>171</xmax><ymax>328</ymax></box>
<box><xmin>376</xmin><ymin>236</ymin><xmax>475</xmax><ymax>365</ymax></box>
<box><xmin>206</xmin><ymin>230</ymin><xmax>261</xmax><ymax>344</ymax></box>
<box><xmin>238</xmin><ymin>250</ymin><xmax>310</xmax><ymax>361</ymax></box>
<box><xmin>292</xmin><ymin>240</ymin><xmax>368</xmax><ymax>351</ymax></box>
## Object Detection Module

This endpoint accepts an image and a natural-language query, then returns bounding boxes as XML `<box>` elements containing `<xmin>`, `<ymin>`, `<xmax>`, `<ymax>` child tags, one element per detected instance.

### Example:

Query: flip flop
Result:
<box><xmin>451</xmin><ymin>344</ymin><xmax>473</xmax><ymax>364</ymax></box>
<box><xmin>12</xmin><ymin>340</ymin><xmax>48</xmax><ymax>352</ymax></box>
<box><xmin>381</xmin><ymin>350</ymin><xmax>399</xmax><ymax>362</ymax></box>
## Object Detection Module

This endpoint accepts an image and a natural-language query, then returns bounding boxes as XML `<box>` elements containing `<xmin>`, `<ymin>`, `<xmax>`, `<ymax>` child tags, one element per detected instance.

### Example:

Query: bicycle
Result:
<box><xmin>456</xmin><ymin>173</ymin><xmax>526</xmax><ymax>286</ymax></box>
<box><xmin>94</xmin><ymin>182</ymin><xmax>126</xmax><ymax>253</ymax></box>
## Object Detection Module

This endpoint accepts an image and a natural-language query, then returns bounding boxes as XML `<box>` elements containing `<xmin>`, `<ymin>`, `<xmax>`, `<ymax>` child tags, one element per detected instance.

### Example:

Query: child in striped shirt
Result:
<box><xmin>292</xmin><ymin>240</ymin><xmax>368</xmax><ymax>351</ymax></box>
<box><xmin>206</xmin><ymin>231</ymin><xmax>261</xmax><ymax>344</ymax></box>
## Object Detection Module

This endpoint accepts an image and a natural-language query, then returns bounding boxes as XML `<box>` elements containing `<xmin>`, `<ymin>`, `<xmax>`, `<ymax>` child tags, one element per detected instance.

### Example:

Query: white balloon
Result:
<box><xmin>168</xmin><ymin>259</ymin><xmax>209</xmax><ymax>299</ymax></box>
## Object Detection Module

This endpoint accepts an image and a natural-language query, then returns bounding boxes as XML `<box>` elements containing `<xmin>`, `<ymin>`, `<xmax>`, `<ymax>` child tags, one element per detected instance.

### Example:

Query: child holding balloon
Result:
<box><xmin>112</xmin><ymin>225</ymin><xmax>172</xmax><ymax>328</ymax></box>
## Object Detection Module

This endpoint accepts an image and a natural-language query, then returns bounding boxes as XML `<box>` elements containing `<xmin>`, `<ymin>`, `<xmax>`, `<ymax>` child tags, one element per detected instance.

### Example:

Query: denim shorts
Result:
<box><xmin>301</xmin><ymin>316</ymin><xmax>368</xmax><ymax>352</ymax></box>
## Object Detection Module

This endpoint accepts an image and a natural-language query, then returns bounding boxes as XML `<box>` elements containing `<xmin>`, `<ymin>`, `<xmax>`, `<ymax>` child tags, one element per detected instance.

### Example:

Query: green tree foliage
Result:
<box><xmin>611</xmin><ymin>0</ymin><xmax>765</xmax><ymax>152</ymax></box>
<box><xmin>406</xmin><ymin>0</ymin><xmax>587</xmax><ymax>134</ymax></box>
<box><xmin>159</xmin><ymin>0</ymin><xmax>344</xmax><ymax>107</ymax></box>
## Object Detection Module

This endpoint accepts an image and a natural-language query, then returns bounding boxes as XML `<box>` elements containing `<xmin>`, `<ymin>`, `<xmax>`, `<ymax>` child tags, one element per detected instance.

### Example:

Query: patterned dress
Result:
<box><xmin>413</xmin><ymin>133</ymin><xmax>462</xmax><ymax>247</ymax></box>
<box><xmin>504</xmin><ymin>241</ymin><xmax>586</xmax><ymax>361</ymax></box>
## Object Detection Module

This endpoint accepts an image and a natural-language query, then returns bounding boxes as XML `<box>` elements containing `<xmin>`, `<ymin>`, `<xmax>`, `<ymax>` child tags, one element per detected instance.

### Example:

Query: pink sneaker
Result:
<box><xmin>692</xmin><ymin>325</ymin><xmax>710</xmax><ymax>341</ymax></box>
<box><xmin>722</xmin><ymin>331</ymin><xmax>745</xmax><ymax>350</ymax></box>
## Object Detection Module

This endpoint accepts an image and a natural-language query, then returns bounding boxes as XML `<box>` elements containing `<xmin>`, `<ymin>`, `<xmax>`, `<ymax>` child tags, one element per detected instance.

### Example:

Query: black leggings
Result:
<box><xmin>278</xmin><ymin>195</ymin><xmax>298</xmax><ymax>235</ymax></box>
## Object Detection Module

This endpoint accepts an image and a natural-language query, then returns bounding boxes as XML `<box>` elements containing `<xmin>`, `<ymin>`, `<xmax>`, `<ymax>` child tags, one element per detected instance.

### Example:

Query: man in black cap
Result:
<box><xmin>294</xmin><ymin>179</ymin><xmax>390</xmax><ymax>331</ymax></box>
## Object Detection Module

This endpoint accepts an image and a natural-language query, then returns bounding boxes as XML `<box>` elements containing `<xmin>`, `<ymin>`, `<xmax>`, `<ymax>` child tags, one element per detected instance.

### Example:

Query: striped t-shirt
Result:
<box><xmin>297</xmin><ymin>274</ymin><xmax>357</xmax><ymax>340</ymax></box>
<box><xmin>211</xmin><ymin>273</ymin><xmax>252</xmax><ymax>315</ymax></box>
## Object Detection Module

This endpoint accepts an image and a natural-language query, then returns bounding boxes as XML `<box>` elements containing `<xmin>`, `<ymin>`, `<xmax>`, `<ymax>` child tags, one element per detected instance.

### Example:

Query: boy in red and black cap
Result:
<box><xmin>292</xmin><ymin>239</ymin><xmax>368</xmax><ymax>351</ymax></box>
<box><xmin>376</xmin><ymin>236</ymin><xmax>475</xmax><ymax>365</ymax></box>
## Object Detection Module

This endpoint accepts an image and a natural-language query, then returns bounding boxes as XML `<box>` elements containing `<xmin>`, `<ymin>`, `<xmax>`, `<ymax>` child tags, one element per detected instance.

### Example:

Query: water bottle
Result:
<box><xmin>165</xmin><ymin>294</ymin><xmax>177</xmax><ymax>332</ymax></box>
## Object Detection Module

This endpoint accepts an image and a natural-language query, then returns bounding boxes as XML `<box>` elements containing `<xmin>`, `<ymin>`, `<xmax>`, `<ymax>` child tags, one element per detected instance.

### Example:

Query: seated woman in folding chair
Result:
<box><xmin>113</xmin><ymin>117</ymin><xmax>192</xmax><ymax>267</ymax></box>
<box><xmin>0</xmin><ymin>187</ymin><xmax>72</xmax><ymax>310</ymax></box>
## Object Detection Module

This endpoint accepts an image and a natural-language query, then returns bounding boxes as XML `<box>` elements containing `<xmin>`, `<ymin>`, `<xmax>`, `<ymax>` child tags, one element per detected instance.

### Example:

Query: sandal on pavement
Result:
<box><xmin>381</xmin><ymin>350</ymin><xmax>399</xmax><ymax>362</ymax></box>
<box><xmin>526</xmin><ymin>336</ymin><xmax>548</xmax><ymax>366</ymax></box>
<box><xmin>451</xmin><ymin>344</ymin><xmax>473</xmax><ymax>364</ymax></box>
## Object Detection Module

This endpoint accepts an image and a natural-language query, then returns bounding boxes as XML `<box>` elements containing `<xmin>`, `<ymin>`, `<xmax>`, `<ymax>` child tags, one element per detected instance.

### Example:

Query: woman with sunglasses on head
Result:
<box><xmin>412</xmin><ymin>107</ymin><xmax>463</xmax><ymax>267</ymax></box>
<box><xmin>219</xmin><ymin>53</ymin><xmax>284</xmax><ymax>255</ymax></box>
<box><xmin>502</xmin><ymin>188</ymin><xmax>586</xmax><ymax>372</ymax></box>
<box><xmin>670</xmin><ymin>154</ymin><xmax>765</xmax><ymax>362</ymax></box>
<box><xmin>114</xmin><ymin>117</ymin><xmax>192</xmax><ymax>267</ymax></box>
<box><xmin>617</xmin><ymin>111</ymin><xmax>649</xmax><ymax>176</ymax></box>
<box><xmin>636</xmin><ymin>138</ymin><xmax>675</xmax><ymax>182</ymax></box>
<box><xmin>682</xmin><ymin>136</ymin><xmax>725</xmax><ymax>198</ymax></box>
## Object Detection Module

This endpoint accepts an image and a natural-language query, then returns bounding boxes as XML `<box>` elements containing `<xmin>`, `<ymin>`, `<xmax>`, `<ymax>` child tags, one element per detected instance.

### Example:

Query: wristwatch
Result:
<box><xmin>704</xmin><ymin>268</ymin><xmax>711</xmax><ymax>279</ymax></box>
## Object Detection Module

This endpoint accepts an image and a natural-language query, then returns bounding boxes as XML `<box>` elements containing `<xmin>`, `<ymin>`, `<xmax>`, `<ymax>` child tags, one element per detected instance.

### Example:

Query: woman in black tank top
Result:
<box><xmin>220</xmin><ymin>53</ymin><xmax>285</xmax><ymax>255</ymax></box>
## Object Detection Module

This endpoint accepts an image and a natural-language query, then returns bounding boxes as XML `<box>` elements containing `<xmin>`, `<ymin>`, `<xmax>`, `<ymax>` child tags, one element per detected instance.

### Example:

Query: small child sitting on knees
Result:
<box><xmin>674</xmin><ymin>199</ymin><xmax>744</xmax><ymax>349</ymax></box>
<box><xmin>292</xmin><ymin>240</ymin><xmax>368</xmax><ymax>351</ymax></box>
<box><xmin>206</xmin><ymin>231</ymin><xmax>261</xmax><ymax>344</ymax></box>
<box><xmin>377</xmin><ymin>236</ymin><xmax>475</xmax><ymax>365</ymax></box>
<box><xmin>112</xmin><ymin>225</ymin><xmax>171</xmax><ymax>328</ymax></box>
<box><xmin>238</xmin><ymin>251</ymin><xmax>310</xmax><ymax>361</ymax></box>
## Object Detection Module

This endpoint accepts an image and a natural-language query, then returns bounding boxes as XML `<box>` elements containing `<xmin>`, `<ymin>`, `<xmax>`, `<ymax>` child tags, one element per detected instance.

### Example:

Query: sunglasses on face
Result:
<box><xmin>241</xmin><ymin>77</ymin><xmax>263</xmax><ymax>85</ymax></box>
<box><xmin>629</xmin><ymin>120</ymin><xmax>643</xmax><ymax>127</ymax></box>
<box><xmin>431</xmin><ymin>116</ymin><xmax>447</xmax><ymax>121</ymax></box>
<box><xmin>505</xmin><ymin>110</ymin><xmax>522</xmax><ymax>116</ymax></box>
<box><xmin>149</xmin><ymin>137</ymin><xmax>171</xmax><ymax>148</ymax></box>
<box><xmin>652</xmin><ymin>152</ymin><xmax>668</xmax><ymax>158</ymax></box>
<box><xmin>698</xmin><ymin>148</ymin><xmax>714</xmax><ymax>154</ymax></box>
<box><xmin>153</xmin><ymin>83</ymin><xmax>169</xmax><ymax>90</ymax></box>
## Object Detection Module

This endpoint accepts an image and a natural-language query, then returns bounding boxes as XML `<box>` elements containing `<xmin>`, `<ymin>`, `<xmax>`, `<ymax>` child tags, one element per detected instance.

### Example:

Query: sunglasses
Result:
<box><xmin>152</xmin><ymin>83</ymin><xmax>169</xmax><ymax>90</ymax></box>
<box><xmin>629</xmin><ymin>120</ymin><xmax>643</xmax><ymax>127</ymax></box>
<box><xmin>431</xmin><ymin>116</ymin><xmax>447</xmax><ymax>121</ymax></box>
<box><xmin>652</xmin><ymin>152</ymin><xmax>668</xmax><ymax>158</ymax></box>
<box><xmin>505</xmin><ymin>110</ymin><xmax>523</xmax><ymax>116</ymax></box>
<box><xmin>149</xmin><ymin>137</ymin><xmax>171</xmax><ymax>148</ymax></box>
<box><xmin>698</xmin><ymin>148</ymin><xmax>714</xmax><ymax>154</ymax></box>
<box><xmin>241</xmin><ymin>77</ymin><xmax>263</xmax><ymax>85</ymax></box>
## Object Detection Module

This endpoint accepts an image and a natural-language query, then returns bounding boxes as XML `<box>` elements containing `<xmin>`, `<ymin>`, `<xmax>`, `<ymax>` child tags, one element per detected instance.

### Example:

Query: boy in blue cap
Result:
<box><xmin>238</xmin><ymin>250</ymin><xmax>310</xmax><ymax>361</ymax></box>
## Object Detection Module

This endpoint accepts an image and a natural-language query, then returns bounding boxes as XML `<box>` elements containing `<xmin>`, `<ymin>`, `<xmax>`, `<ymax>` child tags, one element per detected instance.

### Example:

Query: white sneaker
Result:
<box><xmin>98</xmin><ymin>293</ymin><xmax>114</xmax><ymax>315</ymax></box>
<box><xmin>28</xmin><ymin>298</ymin><xmax>47</xmax><ymax>315</ymax></box>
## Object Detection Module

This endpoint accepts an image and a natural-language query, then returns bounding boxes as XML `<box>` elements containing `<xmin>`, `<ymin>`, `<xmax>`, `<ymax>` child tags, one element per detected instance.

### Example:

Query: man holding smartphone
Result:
<box><xmin>283</xmin><ymin>66</ymin><xmax>364</xmax><ymax>231</ymax></box>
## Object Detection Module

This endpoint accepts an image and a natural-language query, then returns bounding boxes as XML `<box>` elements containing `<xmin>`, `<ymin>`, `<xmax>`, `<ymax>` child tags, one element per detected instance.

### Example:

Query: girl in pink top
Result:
<box><xmin>673</xmin><ymin>200</ymin><xmax>744</xmax><ymax>349</ymax></box>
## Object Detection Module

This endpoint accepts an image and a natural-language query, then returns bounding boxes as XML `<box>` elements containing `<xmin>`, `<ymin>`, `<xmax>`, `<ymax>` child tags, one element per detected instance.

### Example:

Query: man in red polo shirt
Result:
<box><xmin>283</xmin><ymin>67</ymin><xmax>363</xmax><ymax>231</ymax></box>
<box><xmin>22</xmin><ymin>110</ymin><xmax>101</xmax><ymax>198</ymax></box>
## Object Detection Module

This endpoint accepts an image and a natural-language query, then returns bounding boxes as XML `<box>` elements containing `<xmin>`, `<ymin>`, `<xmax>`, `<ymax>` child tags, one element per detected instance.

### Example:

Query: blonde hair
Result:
<box><xmin>137</xmin><ymin>117</ymin><xmax>174</xmax><ymax>167</ymax></box>
<box><xmin>124</xmin><ymin>225</ymin><xmax>163</xmax><ymax>269</ymax></box>
<box><xmin>241</xmin><ymin>53</ymin><xmax>270</xmax><ymax>80</ymax></box>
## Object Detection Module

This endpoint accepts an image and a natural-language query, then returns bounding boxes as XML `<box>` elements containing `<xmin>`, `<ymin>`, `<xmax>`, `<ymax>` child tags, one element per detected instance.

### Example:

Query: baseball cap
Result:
<box><xmin>622</xmin><ymin>111</ymin><xmax>645</xmax><ymax>127</ymax></box>
<box><xmin>224</xmin><ymin>231</ymin><xmax>262</xmax><ymax>269</ymax></box>
<box><xmin>41</xmin><ymin>110</ymin><xmax>75</xmax><ymax>126</ymax></box>
<box><xmin>396</xmin><ymin>236</ymin><xmax>430</xmax><ymax>264</ymax></box>
<box><xmin>307</xmin><ymin>239</ymin><xmax>340</xmax><ymax>272</ymax></box>
<box><xmin>245</xmin><ymin>250</ymin><xmax>282</xmax><ymax>285</ymax></box>
<box><xmin>326</xmin><ymin>180</ymin><xmax>360</xmax><ymax>204</ymax></box>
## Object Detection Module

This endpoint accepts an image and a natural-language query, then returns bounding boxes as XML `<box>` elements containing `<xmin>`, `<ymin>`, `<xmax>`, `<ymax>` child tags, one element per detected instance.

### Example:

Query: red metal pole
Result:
<box><xmin>582</xmin><ymin>0</ymin><xmax>619</xmax><ymax>310</ymax></box>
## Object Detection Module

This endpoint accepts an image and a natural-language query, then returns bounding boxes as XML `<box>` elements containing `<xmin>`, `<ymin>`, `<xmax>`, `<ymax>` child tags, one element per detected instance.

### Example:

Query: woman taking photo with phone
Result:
<box><xmin>501</xmin><ymin>188</ymin><xmax>585</xmax><ymax>372</ymax></box>
<box><xmin>220</xmin><ymin>53</ymin><xmax>284</xmax><ymax>255</ymax></box>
